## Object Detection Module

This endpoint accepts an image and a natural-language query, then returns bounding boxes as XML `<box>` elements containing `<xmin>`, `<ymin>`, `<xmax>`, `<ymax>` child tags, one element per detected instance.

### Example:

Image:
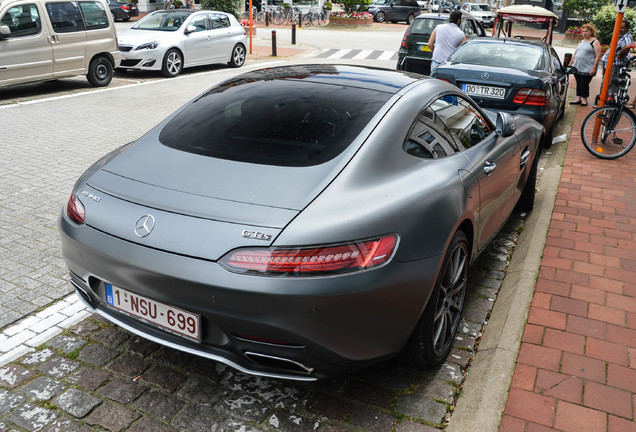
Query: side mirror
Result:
<box><xmin>496</xmin><ymin>111</ymin><xmax>516</xmax><ymax>137</ymax></box>
<box><xmin>563</xmin><ymin>52</ymin><xmax>572</xmax><ymax>66</ymax></box>
<box><xmin>184</xmin><ymin>24</ymin><xmax>196</xmax><ymax>34</ymax></box>
<box><xmin>0</xmin><ymin>25</ymin><xmax>10</xmax><ymax>40</ymax></box>
<box><xmin>564</xmin><ymin>65</ymin><xmax>577</xmax><ymax>75</ymax></box>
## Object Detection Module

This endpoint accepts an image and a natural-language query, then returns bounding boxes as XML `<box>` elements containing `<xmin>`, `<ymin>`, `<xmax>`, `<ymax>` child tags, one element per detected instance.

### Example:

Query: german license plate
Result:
<box><xmin>105</xmin><ymin>284</ymin><xmax>201</xmax><ymax>342</ymax></box>
<box><xmin>462</xmin><ymin>84</ymin><xmax>506</xmax><ymax>99</ymax></box>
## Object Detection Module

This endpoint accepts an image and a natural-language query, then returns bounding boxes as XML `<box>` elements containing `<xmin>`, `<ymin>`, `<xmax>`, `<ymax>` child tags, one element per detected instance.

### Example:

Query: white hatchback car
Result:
<box><xmin>117</xmin><ymin>9</ymin><xmax>247</xmax><ymax>77</ymax></box>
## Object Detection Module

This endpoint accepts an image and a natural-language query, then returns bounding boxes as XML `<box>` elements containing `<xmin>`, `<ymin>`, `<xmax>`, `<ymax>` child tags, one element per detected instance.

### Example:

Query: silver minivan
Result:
<box><xmin>0</xmin><ymin>0</ymin><xmax>121</xmax><ymax>88</ymax></box>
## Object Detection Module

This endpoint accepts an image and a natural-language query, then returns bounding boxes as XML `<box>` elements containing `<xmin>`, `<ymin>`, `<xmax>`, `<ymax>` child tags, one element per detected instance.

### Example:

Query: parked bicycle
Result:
<box><xmin>302</xmin><ymin>5</ymin><xmax>329</xmax><ymax>26</ymax></box>
<box><xmin>581</xmin><ymin>62</ymin><xmax>636</xmax><ymax>159</ymax></box>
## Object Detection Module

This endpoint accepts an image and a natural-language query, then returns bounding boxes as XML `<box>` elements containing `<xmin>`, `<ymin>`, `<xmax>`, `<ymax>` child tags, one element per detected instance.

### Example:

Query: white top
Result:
<box><xmin>431</xmin><ymin>23</ymin><xmax>465</xmax><ymax>64</ymax></box>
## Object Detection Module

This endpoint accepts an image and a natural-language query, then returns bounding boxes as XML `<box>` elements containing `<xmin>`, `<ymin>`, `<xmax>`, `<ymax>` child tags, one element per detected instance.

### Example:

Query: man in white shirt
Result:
<box><xmin>428</xmin><ymin>11</ymin><xmax>466</xmax><ymax>71</ymax></box>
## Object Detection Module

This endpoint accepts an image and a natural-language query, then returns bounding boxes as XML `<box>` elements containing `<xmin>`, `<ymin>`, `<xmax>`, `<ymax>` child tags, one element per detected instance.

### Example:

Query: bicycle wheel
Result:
<box><xmin>302</xmin><ymin>13</ymin><xmax>312</xmax><ymax>26</ymax></box>
<box><xmin>581</xmin><ymin>106</ymin><xmax>636</xmax><ymax>159</ymax></box>
<box><xmin>272</xmin><ymin>11</ymin><xmax>283</xmax><ymax>25</ymax></box>
<box><xmin>255</xmin><ymin>11</ymin><xmax>265</xmax><ymax>24</ymax></box>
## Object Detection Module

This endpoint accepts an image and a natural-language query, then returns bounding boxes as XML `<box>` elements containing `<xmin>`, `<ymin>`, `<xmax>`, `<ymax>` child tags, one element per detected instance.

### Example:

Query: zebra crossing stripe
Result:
<box><xmin>318</xmin><ymin>49</ymin><xmax>398</xmax><ymax>61</ymax></box>
<box><xmin>352</xmin><ymin>50</ymin><xmax>374</xmax><ymax>59</ymax></box>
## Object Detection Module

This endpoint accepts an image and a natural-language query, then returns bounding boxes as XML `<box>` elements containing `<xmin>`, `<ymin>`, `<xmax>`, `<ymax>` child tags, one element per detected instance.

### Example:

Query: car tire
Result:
<box><xmin>123</xmin><ymin>16</ymin><xmax>131</xmax><ymax>21</ymax></box>
<box><xmin>407</xmin><ymin>13</ymin><xmax>416</xmax><ymax>24</ymax></box>
<box><xmin>542</xmin><ymin>124</ymin><xmax>554</xmax><ymax>148</ymax></box>
<box><xmin>375</xmin><ymin>11</ymin><xmax>386</xmax><ymax>23</ymax></box>
<box><xmin>401</xmin><ymin>230</ymin><xmax>469</xmax><ymax>367</ymax></box>
<box><xmin>111</xmin><ymin>12</ymin><xmax>117</xmax><ymax>21</ymax></box>
<box><xmin>516</xmin><ymin>153</ymin><xmax>538</xmax><ymax>213</ymax></box>
<box><xmin>228</xmin><ymin>44</ymin><xmax>246</xmax><ymax>68</ymax></box>
<box><xmin>161</xmin><ymin>49</ymin><xmax>183</xmax><ymax>78</ymax></box>
<box><xmin>86</xmin><ymin>56</ymin><xmax>113</xmax><ymax>87</ymax></box>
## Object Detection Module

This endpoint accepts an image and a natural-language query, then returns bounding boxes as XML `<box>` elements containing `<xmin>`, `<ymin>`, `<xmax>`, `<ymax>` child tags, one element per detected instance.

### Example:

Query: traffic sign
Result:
<box><xmin>617</xmin><ymin>0</ymin><xmax>627</xmax><ymax>13</ymax></box>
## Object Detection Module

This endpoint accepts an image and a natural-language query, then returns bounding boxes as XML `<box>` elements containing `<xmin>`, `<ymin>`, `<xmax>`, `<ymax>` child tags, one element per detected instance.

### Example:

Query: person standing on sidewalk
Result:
<box><xmin>428</xmin><ymin>11</ymin><xmax>466</xmax><ymax>71</ymax></box>
<box><xmin>595</xmin><ymin>20</ymin><xmax>633</xmax><ymax>107</ymax></box>
<box><xmin>569</xmin><ymin>23</ymin><xmax>602</xmax><ymax>106</ymax></box>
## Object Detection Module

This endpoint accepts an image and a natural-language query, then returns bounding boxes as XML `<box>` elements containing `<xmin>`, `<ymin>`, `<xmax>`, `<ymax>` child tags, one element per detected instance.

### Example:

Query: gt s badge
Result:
<box><xmin>242</xmin><ymin>230</ymin><xmax>271</xmax><ymax>241</ymax></box>
<box><xmin>81</xmin><ymin>191</ymin><xmax>101</xmax><ymax>202</ymax></box>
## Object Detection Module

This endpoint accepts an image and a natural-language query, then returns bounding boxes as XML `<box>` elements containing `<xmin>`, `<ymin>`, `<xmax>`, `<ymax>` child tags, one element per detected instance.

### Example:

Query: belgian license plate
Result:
<box><xmin>105</xmin><ymin>284</ymin><xmax>201</xmax><ymax>342</ymax></box>
<box><xmin>463</xmin><ymin>84</ymin><xmax>506</xmax><ymax>99</ymax></box>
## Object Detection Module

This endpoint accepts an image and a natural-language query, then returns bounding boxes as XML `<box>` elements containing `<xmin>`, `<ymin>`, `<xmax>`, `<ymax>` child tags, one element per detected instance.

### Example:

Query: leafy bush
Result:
<box><xmin>340</xmin><ymin>0</ymin><xmax>371</xmax><ymax>13</ymax></box>
<box><xmin>593</xmin><ymin>4</ymin><xmax>636</xmax><ymax>44</ymax></box>
<box><xmin>324</xmin><ymin>1</ymin><xmax>332</xmax><ymax>10</ymax></box>
<box><xmin>563</xmin><ymin>0</ymin><xmax>609</xmax><ymax>24</ymax></box>
<box><xmin>200</xmin><ymin>0</ymin><xmax>243</xmax><ymax>18</ymax></box>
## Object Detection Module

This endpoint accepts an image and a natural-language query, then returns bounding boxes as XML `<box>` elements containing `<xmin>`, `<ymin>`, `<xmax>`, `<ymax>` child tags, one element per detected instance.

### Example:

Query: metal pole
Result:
<box><xmin>266</xmin><ymin>11</ymin><xmax>269</xmax><ymax>26</ymax></box>
<box><xmin>292</xmin><ymin>24</ymin><xmax>296</xmax><ymax>44</ymax></box>
<box><xmin>272</xmin><ymin>30</ymin><xmax>277</xmax><ymax>56</ymax></box>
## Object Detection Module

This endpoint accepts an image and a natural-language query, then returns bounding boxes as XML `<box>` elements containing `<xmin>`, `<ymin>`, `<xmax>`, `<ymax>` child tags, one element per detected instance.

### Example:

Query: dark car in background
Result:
<box><xmin>59</xmin><ymin>64</ymin><xmax>543</xmax><ymax>381</ymax></box>
<box><xmin>431</xmin><ymin>38</ymin><xmax>571</xmax><ymax>147</ymax></box>
<box><xmin>396</xmin><ymin>12</ymin><xmax>486</xmax><ymax>76</ymax></box>
<box><xmin>367</xmin><ymin>0</ymin><xmax>421</xmax><ymax>24</ymax></box>
<box><xmin>107</xmin><ymin>0</ymin><xmax>138</xmax><ymax>21</ymax></box>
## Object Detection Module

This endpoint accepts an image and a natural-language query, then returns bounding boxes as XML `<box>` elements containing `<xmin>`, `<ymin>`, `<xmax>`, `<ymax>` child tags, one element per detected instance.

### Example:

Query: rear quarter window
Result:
<box><xmin>159</xmin><ymin>79</ymin><xmax>392</xmax><ymax>167</ymax></box>
<box><xmin>79</xmin><ymin>1</ymin><xmax>108</xmax><ymax>29</ymax></box>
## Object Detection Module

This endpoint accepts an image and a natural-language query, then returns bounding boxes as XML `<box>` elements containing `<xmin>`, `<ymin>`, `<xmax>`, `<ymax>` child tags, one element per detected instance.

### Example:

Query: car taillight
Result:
<box><xmin>219</xmin><ymin>234</ymin><xmax>398</xmax><ymax>276</ymax></box>
<box><xmin>401</xmin><ymin>33</ymin><xmax>408</xmax><ymax>49</ymax></box>
<box><xmin>66</xmin><ymin>192</ymin><xmax>85</xmax><ymax>224</ymax></box>
<box><xmin>122</xmin><ymin>4</ymin><xmax>130</xmax><ymax>9</ymax></box>
<box><xmin>513</xmin><ymin>88</ymin><xmax>548</xmax><ymax>106</ymax></box>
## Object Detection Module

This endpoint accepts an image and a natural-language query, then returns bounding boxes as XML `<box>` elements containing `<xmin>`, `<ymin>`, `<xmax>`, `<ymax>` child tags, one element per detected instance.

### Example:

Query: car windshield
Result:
<box><xmin>471</xmin><ymin>4</ymin><xmax>490</xmax><ymax>11</ymax></box>
<box><xmin>409</xmin><ymin>18</ymin><xmax>443</xmax><ymax>36</ymax></box>
<box><xmin>159</xmin><ymin>79</ymin><xmax>392</xmax><ymax>167</ymax></box>
<box><xmin>131</xmin><ymin>11</ymin><xmax>189</xmax><ymax>31</ymax></box>
<box><xmin>115</xmin><ymin>0</ymin><xmax>130</xmax><ymax>4</ymax></box>
<box><xmin>449</xmin><ymin>41</ymin><xmax>543</xmax><ymax>70</ymax></box>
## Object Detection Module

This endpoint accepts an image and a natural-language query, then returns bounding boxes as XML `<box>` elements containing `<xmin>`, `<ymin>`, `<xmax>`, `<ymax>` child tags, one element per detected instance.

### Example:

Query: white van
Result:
<box><xmin>0</xmin><ymin>0</ymin><xmax>121</xmax><ymax>88</ymax></box>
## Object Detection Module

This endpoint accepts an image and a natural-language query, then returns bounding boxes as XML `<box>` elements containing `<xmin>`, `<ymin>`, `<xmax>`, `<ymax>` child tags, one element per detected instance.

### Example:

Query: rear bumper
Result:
<box><xmin>397</xmin><ymin>55</ymin><xmax>432</xmax><ymax>76</ymax></box>
<box><xmin>60</xmin><ymin>211</ymin><xmax>440</xmax><ymax>380</ymax></box>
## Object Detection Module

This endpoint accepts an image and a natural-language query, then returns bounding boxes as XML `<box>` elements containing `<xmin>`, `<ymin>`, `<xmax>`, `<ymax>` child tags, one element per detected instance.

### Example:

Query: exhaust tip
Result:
<box><xmin>244</xmin><ymin>351</ymin><xmax>315</xmax><ymax>375</ymax></box>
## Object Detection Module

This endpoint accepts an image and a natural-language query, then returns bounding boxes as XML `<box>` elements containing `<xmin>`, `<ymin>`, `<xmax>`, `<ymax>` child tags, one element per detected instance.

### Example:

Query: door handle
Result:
<box><xmin>484</xmin><ymin>160</ymin><xmax>496</xmax><ymax>175</ymax></box>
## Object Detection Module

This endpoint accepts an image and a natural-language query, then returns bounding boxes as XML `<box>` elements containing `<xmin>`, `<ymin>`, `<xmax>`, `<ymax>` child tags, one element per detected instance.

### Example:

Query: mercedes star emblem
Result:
<box><xmin>134</xmin><ymin>215</ymin><xmax>155</xmax><ymax>238</ymax></box>
<box><xmin>481</xmin><ymin>72</ymin><xmax>490</xmax><ymax>79</ymax></box>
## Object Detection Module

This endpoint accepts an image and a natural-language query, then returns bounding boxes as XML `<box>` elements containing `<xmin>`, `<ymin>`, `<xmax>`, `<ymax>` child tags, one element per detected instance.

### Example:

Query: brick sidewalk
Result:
<box><xmin>500</xmin><ymin>99</ymin><xmax>636</xmax><ymax>428</ymax></box>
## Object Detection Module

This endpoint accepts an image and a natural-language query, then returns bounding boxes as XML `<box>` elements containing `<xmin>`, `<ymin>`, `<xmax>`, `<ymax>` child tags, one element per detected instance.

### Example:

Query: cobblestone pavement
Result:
<box><xmin>0</xmin><ymin>34</ymin><xmax>553</xmax><ymax>431</ymax></box>
<box><xmin>0</xmin><ymin>213</ymin><xmax>524</xmax><ymax>431</ymax></box>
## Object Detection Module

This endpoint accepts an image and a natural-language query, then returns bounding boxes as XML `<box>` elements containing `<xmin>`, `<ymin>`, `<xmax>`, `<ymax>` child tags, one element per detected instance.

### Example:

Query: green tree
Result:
<box><xmin>200</xmin><ymin>0</ymin><xmax>243</xmax><ymax>18</ymax></box>
<box><xmin>593</xmin><ymin>4</ymin><xmax>636</xmax><ymax>44</ymax></box>
<box><xmin>563</xmin><ymin>0</ymin><xmax>609</xmax><ymax>24</ymax></box>
<box><xmin>340</xmin><ymin>0</ymin><xmax>371</xmax><ymax>13</ymax></box>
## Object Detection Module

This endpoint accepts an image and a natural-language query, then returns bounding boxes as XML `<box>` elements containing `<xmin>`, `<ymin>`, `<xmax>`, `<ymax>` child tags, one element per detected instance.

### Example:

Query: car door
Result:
<box><xmin>45</xmin><ymin>1</ymin><xmax>87</xmax><ymax>76</ymax></box>
<box><xmin>207</xmin><ymin>13</ymin><xmax>235</xmax><ymax>62</ymax></box>
<box><xmin>0</xmin><ymin>2</ymin><xmax>53</xmax><ymax>86</ymax></box>
<box><xmin>183</xmin><ymin>13</ymin><xmax>213</xmax><ymax>66</ymax></box>
<box><xmin>549</xmin><ymin>46</ymin><xmax>568</xmax><ymax>115</ymax></box>
<box><xmin>427</xmin><ymin>94</ymin><xmax>521</xmax><ymax>250</ymax></box>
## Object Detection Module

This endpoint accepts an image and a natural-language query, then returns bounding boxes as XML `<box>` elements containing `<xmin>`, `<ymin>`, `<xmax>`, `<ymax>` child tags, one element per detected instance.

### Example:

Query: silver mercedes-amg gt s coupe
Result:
<box><xmin>59</xmin><ymin>64</ymin><xmax>543</xmax><ymax>380</ymax></box>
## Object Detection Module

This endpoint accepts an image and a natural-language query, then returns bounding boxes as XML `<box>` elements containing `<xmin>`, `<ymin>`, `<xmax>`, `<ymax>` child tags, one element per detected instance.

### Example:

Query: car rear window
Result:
<box><xmin>409</xmin><ymin>18</ymin><xmax>443</xmax><ymax>36</ymax></box>
<box><xmin>450</xmin><ymin>41</ymin><xmax>544</xmax><ymax>70</ymax></box>
<box><xmin>159</xmin><ymin>79</ymin><xmax>392</xmax><ymax>167</ymax></box>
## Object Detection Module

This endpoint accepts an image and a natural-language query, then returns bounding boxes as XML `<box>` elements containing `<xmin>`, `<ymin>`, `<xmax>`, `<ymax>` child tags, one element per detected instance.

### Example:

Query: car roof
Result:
<box><xmin>416</xmin><ymin>11</ymin><xmax>475</xmax><ymax>20</ymax></box>
<box><xmin>219</xmin><ymin>64</ymin><xmax>425</xmax><ymax>94</ymax></box>
<box><xmin>466</xmin><ymin>36</ymin><xmax>548</xmax><ymax>49</ymax></box>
